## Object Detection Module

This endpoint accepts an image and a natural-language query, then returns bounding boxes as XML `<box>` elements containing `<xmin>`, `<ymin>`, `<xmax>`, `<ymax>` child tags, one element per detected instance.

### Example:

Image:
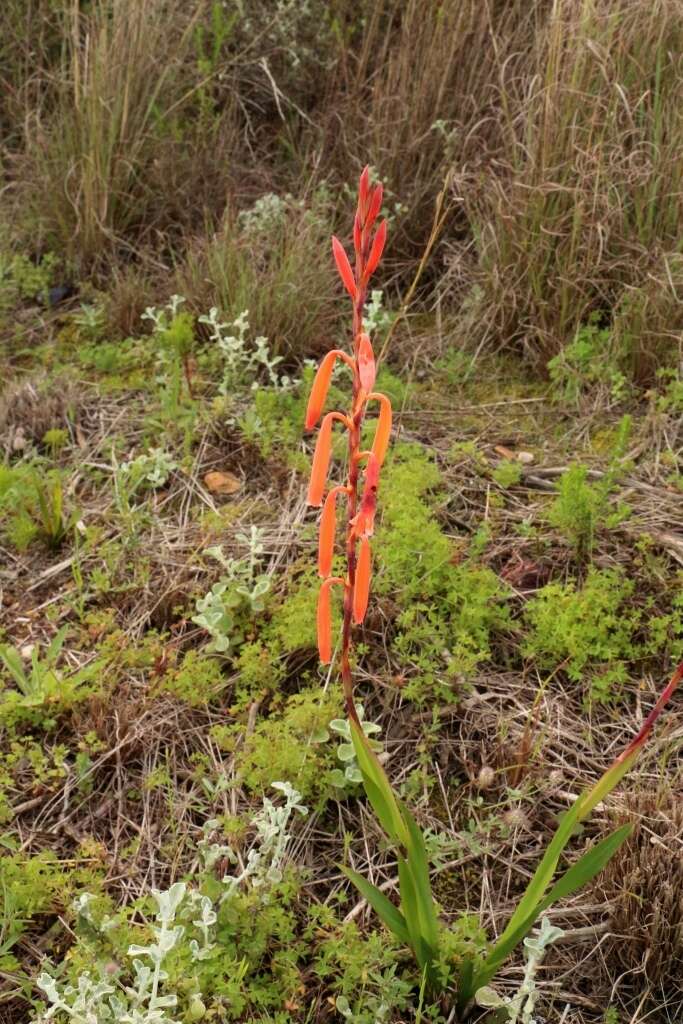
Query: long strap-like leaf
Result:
<box><xmin>340</xmin><ymin>866</ymin><xmax>410</xmax><ymax>947</ymax></box>
<box><xmin>467</xmin><ymin>823</ymin><xmax>632</xmax><ymax>996</ymax></box>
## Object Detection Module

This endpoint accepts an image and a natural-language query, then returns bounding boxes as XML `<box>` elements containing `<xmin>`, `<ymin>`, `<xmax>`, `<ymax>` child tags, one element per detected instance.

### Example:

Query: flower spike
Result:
<box><xmin>331</xmin><ymin>236</ymin><xmax>357</xmax><ymax>299</ymax></box>
<box><xmin>353</xmin><ymin>537</ymin><xmax>372</xmax><ymax>624</ymax></box>
<box><xmin>307</xmin><ymin>165</ymin><xmax>389</xmax><ymax>707</ymax></box>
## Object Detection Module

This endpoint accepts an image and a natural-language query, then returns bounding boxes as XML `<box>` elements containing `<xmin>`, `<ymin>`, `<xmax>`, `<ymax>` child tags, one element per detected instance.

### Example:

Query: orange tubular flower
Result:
<box><xmin>332</xmin><ymin>236</ymin><xmax>357</xmax><ymax>299</ymax></box>
<box><xmin>305</xmin><ymin>350</ymin><xmax>354</xmax><ymax>429</ymax></box>
<box><xmin>317</xmin><ymin>576</ymin><xmax>344</xmax><ymax>663</ymax></box>
<box><xmin>307</xmin><ymin>412</ymin><xmax>350</xmax><ymax>507</ymax></box>
<box><xmin>353</xmin><ymin>537</ymin><xmax>372</xmax><ymax>625</ymax></box>
<box><xmin>351</xmin><ymin>455</ymin><xmax>379</xmax><ymax>539</ymax></box>
<box><xmin>368</xmin><ymin>393</ymin><xmax>393</xmax><ymax>466</ymax></box>
<box><xmin>367</xmin><ymin>182</ymin><xmax>383</xmax><ymax>227</ymax></box>
<box><xmin>307</xmin><ymin>413</ymin><xmax>334</xmax><ymax>507</ymax></box>
<box><xmin>319</xmin><ymin>486</ymin><xmax>348</xmax><ymax>578</ymax></box>
<box><xmin>365</xmin><ymin>220</ymin><xmax>387</xmax><ymax>281</ymax></box>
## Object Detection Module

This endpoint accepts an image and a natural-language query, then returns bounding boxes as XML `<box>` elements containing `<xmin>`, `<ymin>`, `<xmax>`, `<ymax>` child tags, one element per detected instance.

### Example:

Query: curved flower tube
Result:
<box><xmin>353</xmin><ymin>537</ymin><xmax>372</xmax><ymax>624</ymax></box>
<box><xmin>367</xmin><ymin>393</ymin><xmax>393</xmax><ymax>466</ymax></box>
<box><xmin>307</xmin><ymin>411</ymin><xmax>351</xmax><ymax>507</ymax></box>
<box><xmin>318</xmin><ymin>485</ymin><xmax>349</xmax><ymax>578</ymax></box>
<box><xmin>317</xmin><ymin>576</ymin><xmax>344</xmax><ymax>663</ymax></box>
<box><xmin>305</xmin><ymin>349</ymin><xmax>355</xmax><ymax>429</ymax></box>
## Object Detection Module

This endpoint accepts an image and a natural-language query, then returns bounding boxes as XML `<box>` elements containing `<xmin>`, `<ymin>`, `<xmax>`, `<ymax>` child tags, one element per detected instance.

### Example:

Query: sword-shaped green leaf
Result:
<box><xmin>341</xmin><ymin>865</ymin><xmax>410</xmax><ymax>947</ymax></box>
<box><xmin>351</xmin><ymin>717</ymin><xmax>408</xmax><ymax>846</ymax></box>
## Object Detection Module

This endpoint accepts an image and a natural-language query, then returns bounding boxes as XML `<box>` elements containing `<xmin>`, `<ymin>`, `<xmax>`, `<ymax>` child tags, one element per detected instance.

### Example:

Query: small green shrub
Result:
<box><xmin>523</xmin><ymin>568</ymin><xmax>640</xmax><ymax>703</ymax></box>
<box><xmin>0</xmin><ymin>627</ymin><xmax>104</xmax><ymax>729</ymax></box>
<box><xmin>0</xmin><ymin>251</ymin><xmax>57</xmax><ymax>313</ymax></box>
<box><xmin>548</xmin><ymin>416</ymin><xmax>632</xmax><ymax>559</ymax></box>
<box><xmin>493</xmin><ymin>459</ymin><xmax>523</xmax><ymax>488</ymax></box>
<box><xmin>213</xmin><ymin>687</ymin><xmax>341</xmax><ymax>804</ymax></box>
<box><xmin>376</xmin><ymin>444</ymin><xmax>510</xmax><ymax>700</ymax></box>
<box><xmin>155</xmin><ymin>650</ymin><xmax>227</xmax><ymax>706</ymax></box>
<box><xmin>0</xmin><ymin>851</ymin><xmax>78</xmax><ymax>972</ymax></box>
<box><xmin>548</xmin><ymin>315</ymin><xmax>628</xmax><ymax>403</ymax></box>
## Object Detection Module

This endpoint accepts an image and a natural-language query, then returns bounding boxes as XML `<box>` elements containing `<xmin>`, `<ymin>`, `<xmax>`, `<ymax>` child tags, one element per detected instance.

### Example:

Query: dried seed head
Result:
<box><xmin>503</xmin><ymin>807</ymin><xmax>529</xmax><ymax>831</ymax></box>
<box><xmin>476</xmin><ymin>766</ymin><xmax>496</xmax><ymax>789</ymax></box>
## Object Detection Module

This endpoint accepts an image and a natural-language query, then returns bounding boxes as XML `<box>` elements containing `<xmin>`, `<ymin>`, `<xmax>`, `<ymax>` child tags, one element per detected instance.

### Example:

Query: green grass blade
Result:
<box><xmin>46</xmin><ymin>626</ymin><xmax>68</xmax><ymax>664</ymax></box>
<box><xmin>340</xmin><ymin>866</ymin><xmax>410</xmax><ymax>947</ymax></box>
<box><xmin>491</xmin><ymin>805</ymin><xmax>580</xmax><ymax>946</ymax></box>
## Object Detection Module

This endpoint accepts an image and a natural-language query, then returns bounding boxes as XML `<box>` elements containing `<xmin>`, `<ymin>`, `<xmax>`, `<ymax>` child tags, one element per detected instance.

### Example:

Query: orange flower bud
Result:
<box><xmin>359</xmin><ymin>165</ymin><xmax>370</xmax><ymax>206</ymax></box>
<box><xmin>357</xmin><ymin>333</ymin><xmax>376</xmax><ymax>392</ymax></box>
<box><xmin>317</xmin><ymin>576</ymin><xmax>344</xmax><ymax>663</ymax></box>
<box><xmin>307</xmin><ymin>413</ymin><xmax>334</xmax><ymax>507</ymax></box>
<box><xmin>367</xmin><ymin>183</ymin><xmax>383</xmax><ymax>227</ymax></box>
<box><xmin>353</xmin><ymin>537</ymin><xmax>372</xmax><ymax>624</ymax></box>
<box><xmin>353</xmin><ymin>212</ymin><xmax>362</xmax><ymax>257</ymax></box>
<box><xmin>351</xmin><ymin>454</ymin><xmax>379</xmax><ymax>538</ymax></box>
<box><xmin>365</xmin><ymin>220</ymin><xmax>387</xmax><ymax>279</ymax></box>
<box><xmin>368</xmin><ymin>393</ymin><xmax>392</xmax><ymax>466</ymax></box>
<box><xmin>332</xmin><ymin>236</ymin><xmax>357</xmax><ymax>300</ymax></box>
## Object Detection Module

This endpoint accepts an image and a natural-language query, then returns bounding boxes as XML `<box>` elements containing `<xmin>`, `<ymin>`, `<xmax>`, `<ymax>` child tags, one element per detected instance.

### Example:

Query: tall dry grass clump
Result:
<box><xmin>451</xmin><ymin>0</ymin><xmax>683</xmax><ymax>377</ymax></box>
<box><xmin>324</xmin><ymin>0</ymin><xmax>543</xmax><ymax>266</ymax></box>
<box><xmin>0</xmin><ymin>0</ymin><xmax>64</xmax><ymax>148</ymax></box>
<box><xmin>2</xmin><ymin>0</ymin><xmax>681</xmax><ymax>381</ymax></box>
<box><xmin>10</xmin><ymin>0</ymin><xmax>238</xmax><ymax>269</ymax></box>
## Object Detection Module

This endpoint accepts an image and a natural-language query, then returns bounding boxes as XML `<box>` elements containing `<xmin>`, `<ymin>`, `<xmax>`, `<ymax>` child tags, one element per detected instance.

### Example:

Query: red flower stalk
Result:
<box><xmin>305</xmin><ymin>166</ymin><xmax>389</xmax><ymax>720</ymax></box>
